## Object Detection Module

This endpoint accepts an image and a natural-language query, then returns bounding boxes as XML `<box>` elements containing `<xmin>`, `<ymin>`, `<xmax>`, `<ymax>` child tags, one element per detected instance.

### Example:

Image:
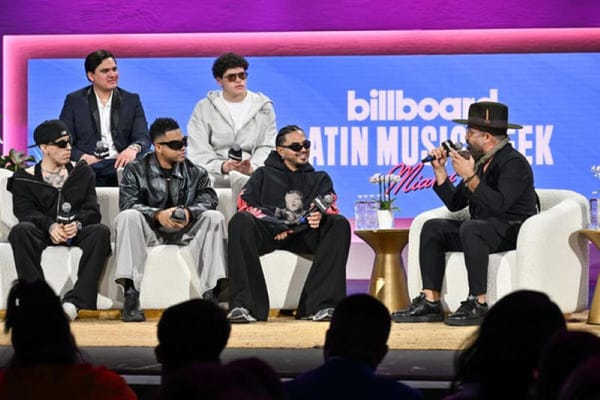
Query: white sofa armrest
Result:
<box><xmin>407</xmin><ymin>206</ymin><xmax>469</xmax><ymax>298</ymax></box>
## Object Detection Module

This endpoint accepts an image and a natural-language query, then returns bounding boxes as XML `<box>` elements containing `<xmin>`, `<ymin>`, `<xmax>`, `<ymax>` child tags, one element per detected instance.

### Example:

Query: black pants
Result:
<box><xmin>228</xmin><ymin>212</ymin><xmax>350</xmax><ymax>320</ymax></box>
<box><xmin>419</xmin><ymin>218</ymin><xmax>520</xmax><ymax>296</ymax></box>
<box><xmin>8</xmin><ymin>222</ymin><xmax>112</xmax><ymax>309</ymax></box>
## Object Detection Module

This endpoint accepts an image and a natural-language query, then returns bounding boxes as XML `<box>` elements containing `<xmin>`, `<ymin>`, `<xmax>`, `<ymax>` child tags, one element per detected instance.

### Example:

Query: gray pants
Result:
<box><xmin>114</xmin><ymin>209</ymin><xmax>227</xmax><ymax>296</ymax></box>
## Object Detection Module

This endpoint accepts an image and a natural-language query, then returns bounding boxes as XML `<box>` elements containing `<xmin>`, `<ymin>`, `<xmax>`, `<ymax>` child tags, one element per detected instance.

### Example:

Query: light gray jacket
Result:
<box><xmin>187</xmin><ymin>90</ymin><xmax>277</xmax><ymax>186</ymax></box>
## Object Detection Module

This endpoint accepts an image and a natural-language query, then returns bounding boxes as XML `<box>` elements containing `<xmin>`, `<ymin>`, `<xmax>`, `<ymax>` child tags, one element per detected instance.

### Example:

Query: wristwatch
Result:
<box><xmin>76</xmin><ymin>221</ymin><xmax>83</xmax><ymax>231</ymax></box>
<box><xmin>129</xmin><ymin>143</ymin><xmax>142</xmax><ymax>153</ymax></box>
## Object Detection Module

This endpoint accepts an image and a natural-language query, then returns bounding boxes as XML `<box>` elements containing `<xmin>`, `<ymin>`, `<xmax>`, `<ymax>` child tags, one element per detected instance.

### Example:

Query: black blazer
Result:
<box><xmin>59</xmin><ymin>85</ymin><xmax>150</xmax><ymax>161</ymax></box>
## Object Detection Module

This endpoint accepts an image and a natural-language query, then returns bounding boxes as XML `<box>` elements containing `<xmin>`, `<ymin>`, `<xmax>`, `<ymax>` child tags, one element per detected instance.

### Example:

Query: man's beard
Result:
<box><xmin>467</xmin><ymin>143</ymin><xmax>485</xmax><ymax>161</ymax></box>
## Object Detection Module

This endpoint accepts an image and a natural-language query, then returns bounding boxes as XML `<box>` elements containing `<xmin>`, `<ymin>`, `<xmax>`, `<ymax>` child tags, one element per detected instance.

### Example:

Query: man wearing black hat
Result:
<box><xmin>392</xmin><ymin>101</ymin><xmax>537</xmax><ymax>326</ymax></box>
<box><xmin>7</xmin><ymin>120</ymin><xmax>112</xmax><ymax>321</ymax></box>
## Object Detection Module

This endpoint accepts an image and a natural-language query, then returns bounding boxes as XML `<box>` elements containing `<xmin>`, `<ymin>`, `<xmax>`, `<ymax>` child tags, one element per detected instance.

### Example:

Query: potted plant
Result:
<box><xmin>369</xmin><ymin>173</ymin><xmax>401</xmax><ymax>229</ymax></box>
<box><xmin>0</xmin><ymin>148</ymin><xmax>35</xmax><ymax>171</ymax></box>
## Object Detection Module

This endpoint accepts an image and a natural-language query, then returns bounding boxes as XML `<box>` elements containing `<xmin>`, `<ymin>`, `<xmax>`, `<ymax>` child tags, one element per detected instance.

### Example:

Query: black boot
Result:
<box><xmin>122</xmin><ymin>287</ymin><xmax>146</xmax><ymax>322</ymax></box>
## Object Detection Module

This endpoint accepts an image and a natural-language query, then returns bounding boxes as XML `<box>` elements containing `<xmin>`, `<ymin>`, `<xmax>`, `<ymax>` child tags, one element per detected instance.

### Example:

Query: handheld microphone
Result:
<box><xmin>57</xmin><ymin>202</ymin><xmax>75</xmax><ymax>245</ymax></box>
<box><xmin>292</xmin><ymin>194</ymin><xmax>334</xmax><ymax>232</ymax></box>
<box><xmin>57</xmin><ymin>202</ymin><xmax>75</xmax><ymax>224</ymax></box>
<box><xmin>421</xmin><ymin>140</ymin><xmax>464</xmax><ymax>163</ymax></box>
<box><xmin>94</xmin><ymin>140</ymin><xmax>110</xmax><ymax>159</ymax></box>
<box><xmin>170</xmin><ymin>207</ymin><xmax>187</xmax><ymax>222</ymax></box>
<box><xmin>228</xmin><ymin>144</ymin><xmax>242</xmax><ymax>161</ymax></box>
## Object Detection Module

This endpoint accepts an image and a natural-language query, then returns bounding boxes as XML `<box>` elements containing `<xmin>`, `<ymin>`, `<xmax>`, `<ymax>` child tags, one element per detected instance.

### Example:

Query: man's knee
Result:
<box><xmin>115</xmin><ymin>209</ymin><xmax>144</xmax><ymax>229</ymax></box>
<box><xmin>229</xmin><ymin>211</ymin><xmax>255</xmax><ymax>231</ymax></box>
<box><xmin>326</xmin><ymin>214</ymin><xmax>351</xmax><ymax>236</ymax></box>
<box><xmin>200</xmin><ymin>209</ymin><xmax>225</xmax><ymax>226</ymax></box>
<box><xmin>86</xmin><ymin>224</ymin><xmax>111</xmax><ymax>245</ymax></box>
<box><xmin>8</xmin><ymin>222</ymin><xmax>38</xmax><ymax>243</ymax></box>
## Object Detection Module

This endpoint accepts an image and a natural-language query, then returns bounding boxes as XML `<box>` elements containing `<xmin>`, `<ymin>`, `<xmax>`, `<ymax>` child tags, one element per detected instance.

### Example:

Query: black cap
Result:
<box><xmin>29</xmin><ymin>119</ymin><xmax>70</xmax><ymax>148</ymax></box>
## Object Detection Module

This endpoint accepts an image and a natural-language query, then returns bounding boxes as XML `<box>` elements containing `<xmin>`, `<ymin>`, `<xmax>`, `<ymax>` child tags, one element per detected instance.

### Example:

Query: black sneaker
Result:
<box><xmin>391</xmin><ymin>293</ymin><xmax>445</xmax><ymax>323</ymax></box>
<box><xmin>444</xmin><ymin>296</ymin><xmax>488</xmax><ymax>326</ymax></box>
<box><xmin>300</xmin><ymin>307</ymin><xmax>335</xmax><ymax>322</ymax></box>
<box><xmin>121</xmin><ymin>288</ymin><xmax>146</xmax><ymax>322</ymax></box>
<box><xmin>227</xmin><ymin>307</ymin><xmax>257</xmax><ymax>323</ymax></box>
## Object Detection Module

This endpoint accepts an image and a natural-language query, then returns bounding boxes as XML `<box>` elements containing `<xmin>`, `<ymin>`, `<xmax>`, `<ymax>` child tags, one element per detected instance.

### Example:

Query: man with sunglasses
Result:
<box><xmin>60</xmin><ymin>49</ymin><xmax>151</xmax><ymax>187</ymax></box>
<box><xmin>114</xmin><ymin>117</ymin><xmax>227</xmax><ymax>322</ymax></box>
<box><xmin>227</xmin><ymin>125</ymin><xmax>351</xmax><ymax>323</ymax></box>
<box><xmin>187</xmin><ymin>52</ymin><xmax>276</xmax><ymax>188</ymax></box>
<box><xmin>391</xmin><ymin>102</ymin><xmax>537</xmax><ymax>326</ymax></box>
<box><xmin>7</xmin><ymin>119</ymin><xmax>112</xmax><ymax>321</ymax></box>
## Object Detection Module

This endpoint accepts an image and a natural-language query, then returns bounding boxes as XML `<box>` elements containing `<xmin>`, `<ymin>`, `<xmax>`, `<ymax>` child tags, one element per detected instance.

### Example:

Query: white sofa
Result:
<box><xmin>0</xmin><ymin>168</ymin><xmax>312</xmax><ymax>310</ymax></box>
<box><xmin>406</xmin><ymin>189</ymin><xmax>590</xmax><ymax>313</ymax></box>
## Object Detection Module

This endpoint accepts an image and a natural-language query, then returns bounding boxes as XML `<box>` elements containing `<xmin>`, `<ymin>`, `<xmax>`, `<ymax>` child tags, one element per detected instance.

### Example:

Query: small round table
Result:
<box><xmin>354</xmin><ymin>228</ymin><xmax>411</xmax><ymax>312</ymax></box>
<box><xmin>578</xmin><ymin>229</ymin><xmax>600</xmax><ymax>325</ymax></box>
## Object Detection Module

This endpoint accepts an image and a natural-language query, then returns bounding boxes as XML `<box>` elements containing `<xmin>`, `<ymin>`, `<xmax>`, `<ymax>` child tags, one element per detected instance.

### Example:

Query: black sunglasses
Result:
<box><xmin>223</xmin><ymin>71</ymin><xmax>248</xmax><ymax>82</ymax></box>
<box><xmin>47</xmin><ymin>139</ymin><xmax>72</xmax><ymax>148</ymax></box>
<box><xmin>157</xmin><ymin>136</ymin><xmax>188</xmax><ymax>150</ymax></box>
<box><xmin>280</xmin><ymin>140</ymin><xmax>311</xmax><ymax>152</ymax></box>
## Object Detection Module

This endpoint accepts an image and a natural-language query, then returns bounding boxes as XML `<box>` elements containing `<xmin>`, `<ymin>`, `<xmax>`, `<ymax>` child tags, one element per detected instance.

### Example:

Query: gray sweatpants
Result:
<box><xmin>114</xmin><ymin>209</ymin><xmax>227</xmax><ymax>296</ymax></box>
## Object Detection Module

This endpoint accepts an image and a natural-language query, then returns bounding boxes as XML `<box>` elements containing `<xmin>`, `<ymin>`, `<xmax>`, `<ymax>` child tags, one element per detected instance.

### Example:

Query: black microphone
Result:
<box><xmin>170</xmin><ymin>206</ymin><xmax>187</xmax><ymax>222</ymax></box>
<box><xmin>228</xmin><ymin>144</ymin><xmax>242</xmax><ymax>161</ymax></box>
<box><xmin>57</xmin><ymin>202</ymin><xmax>75</xmax><ymax>224</ymax></box>
<box><xmin>291</xmin><ymin>194</ymin><xmax>334</xmax><ymax>232</ymax></box>
<box><xmin>421</xmin><ymin>140</ymin><xmax>464</xmax><ymax>163</ymax></box>
<box><xmin>94</xmin><ymin>140</ymin><xmax>109</xmax><ymax>159</ymax></box>
<box><xmin>57</xmin><ymin>202</ymin><xmax>75</xmax><ymax>245</ymax></box>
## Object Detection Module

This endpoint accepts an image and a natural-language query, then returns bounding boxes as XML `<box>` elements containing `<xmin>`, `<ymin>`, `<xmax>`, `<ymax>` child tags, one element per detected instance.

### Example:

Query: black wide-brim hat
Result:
<box><xmin>452</xmin><ymin>101</ymin><xmax>523</xmax><ymax>130</ymax></box>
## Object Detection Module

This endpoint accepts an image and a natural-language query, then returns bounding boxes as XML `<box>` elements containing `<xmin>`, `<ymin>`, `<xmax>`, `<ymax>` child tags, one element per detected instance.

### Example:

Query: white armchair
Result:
<box><xmin>407</xmin><ymin>189</ymin><xmax>590</xmax><ymax>313</ymax></box>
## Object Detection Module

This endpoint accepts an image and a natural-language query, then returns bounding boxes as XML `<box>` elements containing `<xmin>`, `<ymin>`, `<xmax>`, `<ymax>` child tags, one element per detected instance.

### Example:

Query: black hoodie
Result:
<box><xmin>238</xmin><ymin>151</ymin><xmax>340</xmax><ymax>233</ymax></box>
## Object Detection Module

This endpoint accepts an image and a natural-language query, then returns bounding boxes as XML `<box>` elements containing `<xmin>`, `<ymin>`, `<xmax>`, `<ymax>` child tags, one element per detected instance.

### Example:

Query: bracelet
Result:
<box><xmin>464</xmin><ymin>174</ymin><xmax>477</xmax><ymax>184</ymax></box>
<box><xmin>129</xmin><ymin>144</ymin><xmax>142</xmax><ymax>153</ymax></box>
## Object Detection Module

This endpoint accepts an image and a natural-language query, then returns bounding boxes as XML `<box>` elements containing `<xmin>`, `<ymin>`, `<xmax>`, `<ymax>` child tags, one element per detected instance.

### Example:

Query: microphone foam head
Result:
<box><xmin>61</xmin><ymin>202</ymin><xmax>72</xmax><ymax>213</ymax></box>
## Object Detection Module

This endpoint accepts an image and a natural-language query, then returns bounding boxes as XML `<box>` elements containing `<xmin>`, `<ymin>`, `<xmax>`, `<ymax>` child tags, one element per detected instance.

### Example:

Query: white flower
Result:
<box><xmin>369</xmin><ymin>173</ymin><xmax>382</xmax><ymax>183</ymax></box>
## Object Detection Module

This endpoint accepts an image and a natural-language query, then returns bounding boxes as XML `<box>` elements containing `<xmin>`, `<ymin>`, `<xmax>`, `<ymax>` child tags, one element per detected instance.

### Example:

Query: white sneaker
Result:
<box><xmin>62</xmin><ymin>302</ymin><xmax>79</xmax><ymax>321</ymax></box>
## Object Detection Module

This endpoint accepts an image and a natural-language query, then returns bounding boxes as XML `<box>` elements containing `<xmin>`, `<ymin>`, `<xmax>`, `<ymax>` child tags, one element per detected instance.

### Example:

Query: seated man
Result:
<box><xmin>285</xmin><ymin>294</ymin><xmax>422</xmax><ymax>400</ymax></box>
<box><xmin>227</xmin><ymin>124</ymin><xmax>350</xmax><ymax>323</ymax></box>
<box><xmin>187</xmin><ymin>52</ymin><xmax>276</xmax><ymax>187</ymax></box>
<box><xmin>392</xmin><ymin>101</ymin><xmax>537</xmax><ymax>326</ymax></box>
<box><xmin>60</xmin><ymin>49</ymin><xmax>151</xmax><ymax>186</ymax></box>
<box><xmin>7</xmin><ymin>120</ymin><xmax>111</xmax><ymax>321</ymax></box>
<box><xmin>114</xmin><ymin>117</ymin><xmax>227</xmax><ymax>322</ymax></box>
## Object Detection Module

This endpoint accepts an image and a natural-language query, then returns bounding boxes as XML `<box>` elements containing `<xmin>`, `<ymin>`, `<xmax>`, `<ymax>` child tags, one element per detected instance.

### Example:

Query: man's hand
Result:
<box><xmin>426</xmin><ymin>146</ymin><xmax>449</xmax><ymax>185</ymax></box>
<box><xmin>49</xmin><ymin>223</ymin><xmax>69</xmax><ymax>244</ymax></box>
<box><xmin>115</xmin><ymin>147</ymin><xmax>138</xmax><ymax>169</ymax></box>
<box><xmin>62</xmin><ymin>222</ymin><xmax>79</xmax><ymax>239</ymax></box>
<box><xmin>80</xmin><ymin>154</ymin><xmax>101</xmax><ymax>165</ymax></box>
<box><xmin>306</xmin><ymin>211</ymin><xmax>322</xmax><ymax>229</ymax></box>
<box><xmin>234</xmin><ymin>160</ymin><xmax>253</xmax><ymax>175</ymax></box>
<box><xmin>222</xmin><ymin>160</ymin><xmax>241</xmax><ymax>175</ymax></box>
<box><xmin>449</xmin><ymin>148</ymin><xmax>475</xmax><ymax>179</ymax></box>
<box><xmin>274</xmin><ymin>229</ymin><xmax>293</xmax><ymax>240</ymax></box>
<box><xmin>155</xmin><ymin>207</ymin><xmax>190</xmax><ymax>231</ymax></box>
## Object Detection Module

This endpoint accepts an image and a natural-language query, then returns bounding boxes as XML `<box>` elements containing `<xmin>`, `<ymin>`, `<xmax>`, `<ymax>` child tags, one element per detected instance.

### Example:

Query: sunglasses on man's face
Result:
<box><xmin>280</xmin><ymin>140</ymin><xmax>311</xmax><ymax>152</ymax></box>
<box><xmin>47</xmin><ymin>139</ymin><xmax>71</xmax><ymax>148</ymax></box>
<box><xmin>157</xmin><ymin>136</ymin><xmax>188</xmax><ymax>150</ymax></box>
<box><xmin>223</xmin><ymin>71</ymin><xmax>248</xmax><ymax>82</ymax></box>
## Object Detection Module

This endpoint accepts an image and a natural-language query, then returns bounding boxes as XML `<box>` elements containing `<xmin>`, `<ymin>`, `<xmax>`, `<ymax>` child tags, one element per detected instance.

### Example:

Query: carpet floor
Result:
<box><xmin>1</xmin><ymin>312</ymin><xmax>598</xmax><ymax>350</ymax></box>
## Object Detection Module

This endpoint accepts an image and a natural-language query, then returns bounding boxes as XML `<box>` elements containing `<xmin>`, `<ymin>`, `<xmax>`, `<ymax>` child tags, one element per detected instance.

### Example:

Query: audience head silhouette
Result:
<box><xmin>4</xmin><ymin>279</ymin><xmax>80</xmax><ymax>368</ymax></box>
<box><xmin>451</xmin><ymin>290</ymin><xmax>566</xmax><ymax>399</ymax></box>
<box><xmin>156</xmin><ymin>298</ymin><xmax>231</xmax><ymax>373</ymax></box>
<box><xmin>324</xmin><ymin>293</ymin><xmax>390</xmax><ymax>368</ymax></box>
<box><xmin>558</xmin><ymin>354</ymin><xmax>600</xmax><ymax>400</ymax></box>
<box><xmin>535</xmin><ymin>330</ymin><xmax>600</xmax><ymax>400</ymax></box>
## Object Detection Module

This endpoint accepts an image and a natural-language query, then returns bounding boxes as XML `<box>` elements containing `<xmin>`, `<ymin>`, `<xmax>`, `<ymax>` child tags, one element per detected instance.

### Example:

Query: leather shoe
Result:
<box><xmin>444</xmin><ymin>296</ymin><xmax>488</xmax><ymax>326</ymax></box>
<box><xmin>391</xmin><ymin>293</ymin><xmax>444</xmax><ymax>323</ymax></box>
<box><xmin>122</xmin><ymin>288</ymin><xmax>146</xmax><ymax>322</ymax></box>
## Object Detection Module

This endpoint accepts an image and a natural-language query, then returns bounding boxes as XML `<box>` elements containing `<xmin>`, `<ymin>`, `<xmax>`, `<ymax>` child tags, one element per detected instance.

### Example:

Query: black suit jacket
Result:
<box><xmin>59</xmin><ymin>85</ymin><xmax>150</xmax><ymax>161</ymax></box>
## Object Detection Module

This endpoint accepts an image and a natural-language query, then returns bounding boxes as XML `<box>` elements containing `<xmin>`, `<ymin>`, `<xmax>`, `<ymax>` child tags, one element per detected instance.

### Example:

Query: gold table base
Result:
<box><xmin>578</xmin><ymin>229</ymin><xmax>600</xmax><ymax>324</ymax></box>
<box><xmin>354</xmin><ymin>229</ymin><xmax>410</xmax><ymax>312</ymax></box>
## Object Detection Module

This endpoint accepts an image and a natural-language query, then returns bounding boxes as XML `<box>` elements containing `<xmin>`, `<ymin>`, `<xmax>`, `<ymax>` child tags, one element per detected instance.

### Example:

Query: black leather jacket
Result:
<box><xmin>119</xmin><ymin>152</ymin><xmax>218</xmax><ymax>231</ymax></box>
